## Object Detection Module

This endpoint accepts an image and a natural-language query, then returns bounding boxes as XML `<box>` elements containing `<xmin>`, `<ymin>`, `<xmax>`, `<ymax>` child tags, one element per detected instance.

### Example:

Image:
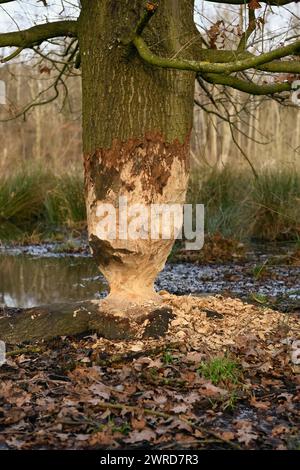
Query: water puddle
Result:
<box><xmin>0</xmin><ymin>244</ymin><xmax>299</xmax><ymax>309</ymax></box>
<box><xmin>0</xmin><ymin>253</ymin><xmax>106</xmax><ymax>308</ymax></box>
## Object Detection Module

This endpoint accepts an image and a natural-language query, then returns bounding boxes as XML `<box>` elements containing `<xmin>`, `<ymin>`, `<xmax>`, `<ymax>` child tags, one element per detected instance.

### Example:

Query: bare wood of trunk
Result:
<box><xmin>78</xmin><ymin>0</ymin><xmax>200</xmax><ymax>307</ymax></box>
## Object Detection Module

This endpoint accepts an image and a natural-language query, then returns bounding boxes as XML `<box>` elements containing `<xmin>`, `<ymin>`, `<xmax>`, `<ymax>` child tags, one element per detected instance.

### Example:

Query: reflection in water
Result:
<box><xmin>0</xmin><ymin>254</ymin><xmax>107</xmax><ymax>308</ymax></box>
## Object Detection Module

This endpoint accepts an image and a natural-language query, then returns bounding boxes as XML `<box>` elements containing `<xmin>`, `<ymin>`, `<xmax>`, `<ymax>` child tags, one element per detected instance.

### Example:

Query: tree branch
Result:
<box><xmin>200</xmin><ymin>49</ymin><xmax>300</xmax><ymax>74</ymax></box>
<box><xmin>1</xmin><ymin>45</ymin><xmax>23</xmax><ymax>62</ymax></box>
<box><xmin>203</xmin><ymin>73</ymin><xmax>292</xmax><ymax>95</ymax></box>
<box><xmin>203</xmin><ymin>0</ymin><xmax>298</xmax><ymax>5</ymax></box>
<box><xmin>0</xmin><ymin>40</ymin><xmax>78</xmax><ymax>121</ymax></box>
<box><xmin>134</xmin><ymin>1</ymin><xmax>158</xmax><ymax>37</ymax></box>
<box><xmin>133</xmin><ymin>35</ymin><xmax>300</xmax><ymax>74</ymax></box>
<box><xmin>237</xmin><ymin>7</ymin><xmax>256</xmax><ymax>53</ymax></box>
<box><xmin>0</xmin><ymin>20</ymin><xmax>78</xmax><ymax>49</ymax></box>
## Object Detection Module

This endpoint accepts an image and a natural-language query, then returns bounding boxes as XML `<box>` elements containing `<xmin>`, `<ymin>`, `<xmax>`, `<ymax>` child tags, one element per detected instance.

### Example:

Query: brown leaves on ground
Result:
<box><xmin>236</xmin><ymin>421</ymin><xmax>258</xmax><ymax>446</ymax></box>
<box><xmin>0</xmin><ymin>294</ymin><xmax>299</xmax><ymax>450</ymax></box>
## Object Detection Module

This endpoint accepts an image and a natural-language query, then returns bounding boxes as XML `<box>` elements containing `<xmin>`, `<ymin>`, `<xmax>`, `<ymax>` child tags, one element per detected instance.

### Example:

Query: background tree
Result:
<box><xmin>0</xmin><ymin>0</ymin><xmax>299</xmax><ymax>342</ymax></box>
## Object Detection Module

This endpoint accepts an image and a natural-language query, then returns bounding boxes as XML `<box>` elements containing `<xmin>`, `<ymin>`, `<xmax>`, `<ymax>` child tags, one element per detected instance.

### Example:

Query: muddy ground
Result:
<box><xmin>0</xmin><ymin>239</ymin><xmax>299</xmax><ymax>450</ymax></box>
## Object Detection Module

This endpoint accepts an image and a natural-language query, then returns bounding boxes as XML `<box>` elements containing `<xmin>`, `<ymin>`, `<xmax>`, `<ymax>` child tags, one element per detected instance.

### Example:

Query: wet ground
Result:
<box><xmin>0</xmin><ymin>242</ymin><xmax>299</xmax><ymax>311</ymax></box>
<box><xmin>0</xmin><ymin>242</ymin><xmax>299</xmax><ymax>450</ymax></box>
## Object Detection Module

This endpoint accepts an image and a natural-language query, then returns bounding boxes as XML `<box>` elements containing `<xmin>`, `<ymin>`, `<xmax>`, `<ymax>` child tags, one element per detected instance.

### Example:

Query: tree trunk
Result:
<box><xmin>0</xmin><ymin>303</ymin><xmax>174</xmax><ymax>344</ymax></box>
<box><xmin>78</xmin><ymin>0</ymin><xmax>197</xmax><ymax>311</ymax></box>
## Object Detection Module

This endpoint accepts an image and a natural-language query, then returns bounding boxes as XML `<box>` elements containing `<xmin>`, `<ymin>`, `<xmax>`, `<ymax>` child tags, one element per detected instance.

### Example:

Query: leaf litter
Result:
<box><xmin>0</xmin><ymin>294</ymin><xmax>299</xmax><ymax>450</ymax></box>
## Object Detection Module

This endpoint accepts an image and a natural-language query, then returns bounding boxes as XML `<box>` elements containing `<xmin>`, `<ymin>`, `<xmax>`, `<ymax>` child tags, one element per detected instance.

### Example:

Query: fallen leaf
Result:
<box><xmin>236</xmin><ymin>421</ymin><xmax>258</xmax><ymax>446</ymax></box>
<box><xmin>89</xmin><ymin>383</ymin><xmax>110</xmax><ymax>400</ymax></box>
<box><xmin>250</xmin><ymin>397</ymin><xmax>270</xmax><ymax>410</ymax></box>
<box><xmin>131</xmin><ymin>417</ymin><xmax>147</xmax><ymax>430</ymax></box>
<box><xmin>171</xmin><ymin>403</ymin><xmax>189</xmax><ymax>414</ymax></box>
<box><xmin>221</xmin><ymin>431</ymin><xmax>235</xmax><ymax>441</ymax></box>
<box><xmin>125</xmin><ymin>428</ymin><xmax>156</xmax><ymax>443</ymax></box>
<box><xmin>272</xmin><ymin>425</ymin><xmax>289</xmax><ymax>437</ymax></box>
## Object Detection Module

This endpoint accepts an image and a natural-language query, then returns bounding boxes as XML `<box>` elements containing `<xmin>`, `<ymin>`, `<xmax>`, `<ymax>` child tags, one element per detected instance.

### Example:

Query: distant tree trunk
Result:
<box><xmin>78</xmin><ymin>0</ymin><xmax>198</xmax><ymax>310</ymax></box>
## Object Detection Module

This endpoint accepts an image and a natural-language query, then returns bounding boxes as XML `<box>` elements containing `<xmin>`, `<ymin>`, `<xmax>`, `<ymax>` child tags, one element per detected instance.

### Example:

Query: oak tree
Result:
<box><xmin>0</xmin><ymin>0</ymin><xmax>299</xmax><ymax>342</ymax></box>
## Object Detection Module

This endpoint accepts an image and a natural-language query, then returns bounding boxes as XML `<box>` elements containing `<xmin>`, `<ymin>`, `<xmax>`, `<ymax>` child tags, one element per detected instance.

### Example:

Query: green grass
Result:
<box><xmin>251</xmin><ymin>260</ymin><xmax>269</xmax><ymax>280</ymax></box>
<box><xmin>188</xmin><ymin>168</ymin><xmax>251</xmax><ymax>239</ymax></box>
<box><xmin>162</xmin><ymin>350</ymin><xmax>176</xmax><ymax>365</ymax></box>
<box><xmin>44</xmin><ymin>174</ymin><xmax>86</xmax><ymax>226</ymax></box>
<box><xmin>0</xmin><ymin>167</ymin><xmax>299</xmax><ymax>243</ymax></box>
<box><xmin>0</xmin><ymin>170</ymin><xmax>86</xmax><ymax>241</ymax></box>
<box><xmin>187</xmin><ymin>168</ymin><xmax>300</xmax><ymax>242</ymax></box>
<box><xmin>197</xmin><ymin>357</ymin><xmax>241</xmax><ymax>385</ymax></box>
<box><xmin>249</xmin><ymin>292</ymin><xmax>269</xmax><ymax>305</ymax></box>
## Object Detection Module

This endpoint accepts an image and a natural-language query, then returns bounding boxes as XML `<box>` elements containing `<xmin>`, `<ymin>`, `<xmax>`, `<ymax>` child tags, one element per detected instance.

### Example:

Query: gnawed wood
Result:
<box><xmin>0</xmin><ymin>301</ymin><xmax>174</xmax><ymax>344</ymax></box>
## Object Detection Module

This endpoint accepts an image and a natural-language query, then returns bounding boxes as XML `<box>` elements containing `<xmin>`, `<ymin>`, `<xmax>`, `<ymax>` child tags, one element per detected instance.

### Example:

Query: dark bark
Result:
<box><xmin>78</xmin><ymin>0</ymin><xmax>199</xmax><ymax>149</ymax></box>
<box><xmin>0</xmin><ymin>303</ymin><xmax>174</xmax><ymax>344</ymax></box>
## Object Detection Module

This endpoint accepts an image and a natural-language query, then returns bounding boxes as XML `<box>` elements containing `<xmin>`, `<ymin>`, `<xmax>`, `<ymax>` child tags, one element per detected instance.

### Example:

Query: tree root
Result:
<box><xmin>0</xmin><ymin>301</ymin><xmax>174</xmax><ymax>345</ymax></box>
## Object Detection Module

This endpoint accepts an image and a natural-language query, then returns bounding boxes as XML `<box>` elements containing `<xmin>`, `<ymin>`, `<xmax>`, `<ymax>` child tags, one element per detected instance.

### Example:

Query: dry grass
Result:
<box><xmin>0</xmin><ymin>169</ymin><xmax>86</xmax><ymax>241</ymax></box>
<box><xmin>0</xmin><ymin>167</ymin><xmax>299</xmax><ymax>242</ymax></box>
<box><xmin>188</xmin><ymin>168</ymin><xmax>300</xmax><ymax>241</ymax></box>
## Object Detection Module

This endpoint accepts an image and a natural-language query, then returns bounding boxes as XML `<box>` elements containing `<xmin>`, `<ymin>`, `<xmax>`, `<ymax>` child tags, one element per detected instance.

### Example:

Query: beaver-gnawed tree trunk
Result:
<box><xmin>1</xmin><ymin>0</ymin><xmax>297</xmax><ymax>343</ymax></box>
<box><xmin>78</xmin><ymin>0</ymin><xmax>198</xmax><ymax>310</ymax></box>
<box><xmin>0</xmin><ymin>0</ymin><xmax>202</xmax><ymax>343</ymax></box>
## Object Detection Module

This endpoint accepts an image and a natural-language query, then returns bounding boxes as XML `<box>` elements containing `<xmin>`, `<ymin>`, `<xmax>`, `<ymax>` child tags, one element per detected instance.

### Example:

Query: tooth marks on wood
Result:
<box><xmin>84</xmin><ymin>132</ymin><xmax>190</xmax><ymax>202</ymax></box>
<box><xmin>90</xmin><ymin>235</ymin><xmax>135</xmax><ymax>267</ymax></box>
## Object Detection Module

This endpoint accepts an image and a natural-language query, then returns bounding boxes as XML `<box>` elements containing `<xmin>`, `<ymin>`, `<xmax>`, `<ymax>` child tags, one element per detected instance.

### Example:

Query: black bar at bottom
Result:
<box><xmin>0</xmin><ymin>450</ymin><xmax>297</xmax><ymax>467</ymax></box>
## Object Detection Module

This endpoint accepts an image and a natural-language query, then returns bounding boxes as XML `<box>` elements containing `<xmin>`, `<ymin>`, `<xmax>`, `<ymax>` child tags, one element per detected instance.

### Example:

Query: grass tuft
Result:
<box><xmin>197</xmin><ymin>357</ymin><xmax>241</xmax><ymax>386</ymax></box>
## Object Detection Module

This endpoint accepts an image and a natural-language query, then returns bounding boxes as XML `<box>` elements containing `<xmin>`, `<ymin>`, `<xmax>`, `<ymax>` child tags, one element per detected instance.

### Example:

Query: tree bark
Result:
<box><xmin>0</xmin><ymin>302</ymin><xmax>174</xmax><ymax>344</ymax></box>
<box><xmin>78</xmin><ymin>0</ymin><xmax>197</xmax><ymax>310</ymax></box>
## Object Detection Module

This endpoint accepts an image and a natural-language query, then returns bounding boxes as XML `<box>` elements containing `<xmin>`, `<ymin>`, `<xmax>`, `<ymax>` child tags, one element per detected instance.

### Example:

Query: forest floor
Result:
<box><xmin>0</xmin><ymin>293</ymin><xmax>299</xmax><ymax>450</ymax></box>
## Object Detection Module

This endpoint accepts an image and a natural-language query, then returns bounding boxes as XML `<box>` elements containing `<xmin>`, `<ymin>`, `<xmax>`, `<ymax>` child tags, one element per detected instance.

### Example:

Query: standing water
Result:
<box><xmin>0</xmin><ymin>244</ymin><xmax>299</xmax><ymax>310</ymax></box>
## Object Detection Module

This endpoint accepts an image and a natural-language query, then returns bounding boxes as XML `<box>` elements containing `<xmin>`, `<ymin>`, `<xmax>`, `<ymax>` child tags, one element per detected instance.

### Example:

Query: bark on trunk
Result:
<box><xmin>0</xmin><ymin>303</ymin><xmax>174</xmax><ymax>344</ymax></box>
<box><xmin>78</xmin><ymin>0</ymin><xmax>197</xmax><ymax>310</ymax></box>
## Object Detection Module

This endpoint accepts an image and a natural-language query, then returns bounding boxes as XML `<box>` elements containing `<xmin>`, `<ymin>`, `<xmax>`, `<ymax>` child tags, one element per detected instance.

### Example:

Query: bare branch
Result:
<box><xmin>0</xmin><ymin>40</ymin><xmax>78</xmax><ymax>122</ymax></box>
<box><xmin>202</xmin><ymin>72</ymin><xmax>292</xmax><ymax>95</ymax></box>
<box><xmin>237</xmin><ymin>7</ymin><xmax>256</xmax><ymax>53</ymax></box>
<box><xmin>199</xmin><ymin>49</ymin><xmax>300</xmax><ymax>74</ymax></box>
<box><xmin>0</xmin><ymin>20</ymin><xmax>78</xmax><ymax>49</ymax></box>
<box><xmin>134</xmin><ymin>34</ymin><xmax>300</xmax><ymax>74</ymax></box>
<box><xmin>1</xmin><ymin>45</ymin><xmax>23</xmax><ymax>62</ymax></box>
<box><xmin>203</xmin><ymin>0</ymin><xmax>298</xmax><ymax>5</ymax></box>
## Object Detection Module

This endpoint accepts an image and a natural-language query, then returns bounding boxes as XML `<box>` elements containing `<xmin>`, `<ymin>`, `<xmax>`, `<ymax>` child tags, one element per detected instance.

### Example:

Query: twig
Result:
<box><xmin>96</xmin><ymin>401</ymin><xmax>241</xmax><ymax>449</ymax></box>
<box><xmin>134</xmin><ymin>2</ymin><xmax>159</xmax><ymax>37</ymax></box>
<box><xmin>1</xmin><ymin>46</ymin><xmax>24</xmax><ymax>63</ymax></box>
<box><xmin>237</xmin><ymin>7</ymin><xmax>256</xmax><ymax>53</ymax></box>
<box><xmin>121</xmin><ymin>1</ymin><xmax>159</xmax><ymax>56</ymax></box>
<box><xmin>6</xmin><ymin>346</ymin><xmax>43</xmax><ymax>357</ymax></box>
